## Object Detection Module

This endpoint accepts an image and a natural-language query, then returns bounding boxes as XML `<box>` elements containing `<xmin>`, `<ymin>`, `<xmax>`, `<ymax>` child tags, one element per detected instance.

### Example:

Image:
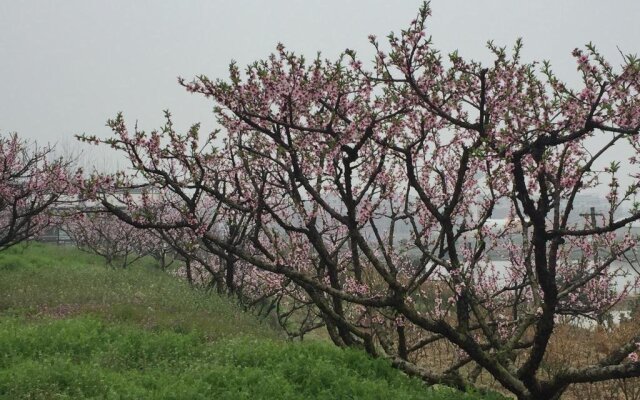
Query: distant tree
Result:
<box><xmin>64</xmin><ymin>212</ymin><xmax>157</xmax><ymax>268</ymax></box>
<box><xmin>80</xmin><ymin>3</ymin><xmax>640</xmax><ymax>398</ymax></box>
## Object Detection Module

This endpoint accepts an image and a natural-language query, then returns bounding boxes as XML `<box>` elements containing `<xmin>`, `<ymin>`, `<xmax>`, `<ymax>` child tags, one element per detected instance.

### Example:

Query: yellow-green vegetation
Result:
<box><xmin>0</xmin><ymin>244</ymin><xmax>505</xmax><ymax>399</ymax></box>
<box><xmin>0</xmin><ymin>243</ymin><xmax>272</xmax><ymax>338</ymax></box>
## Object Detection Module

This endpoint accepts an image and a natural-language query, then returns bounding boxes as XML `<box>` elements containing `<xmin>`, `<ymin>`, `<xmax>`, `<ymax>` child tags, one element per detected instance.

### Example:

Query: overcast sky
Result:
<box><xmin>1</xmin><ymin>1</ymin><xmax>639</xmax><ymax>170</ymax></box>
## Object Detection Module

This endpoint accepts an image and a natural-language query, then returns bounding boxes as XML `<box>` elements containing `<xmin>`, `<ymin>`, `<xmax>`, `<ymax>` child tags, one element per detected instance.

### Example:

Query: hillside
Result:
<box><xmin>0</xmin><ymin>244</ymin><xmax>503</xmax><ymax>399</ymax></box>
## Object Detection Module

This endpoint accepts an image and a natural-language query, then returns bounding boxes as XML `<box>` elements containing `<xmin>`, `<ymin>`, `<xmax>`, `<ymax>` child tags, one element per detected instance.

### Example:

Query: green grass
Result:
<box><xmin>0</xmin><ymin>242</ymin><xmax>274</xmax><ymax>339</ymax></box>
<box><xmin>0</xmin><ymin>243</ymin><xmax>505</xmax><ymax>399</ymax></box>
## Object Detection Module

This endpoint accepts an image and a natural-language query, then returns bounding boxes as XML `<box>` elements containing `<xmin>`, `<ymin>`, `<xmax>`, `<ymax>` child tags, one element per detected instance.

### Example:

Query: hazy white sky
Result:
<box><xmin>1</xmin><ymin>1</ymin><xmax>639</xmax><ymax>169</ymax></box>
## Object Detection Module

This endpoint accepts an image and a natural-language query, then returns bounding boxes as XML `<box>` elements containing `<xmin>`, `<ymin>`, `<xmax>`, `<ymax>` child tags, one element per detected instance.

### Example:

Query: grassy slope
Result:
<box><xmin>0</xmin><ymin>243</ymin><xmax>272</xmax><ymax>339</ymax></box>
<box><xmin>0</xmin><ymin>243</ymin><xmax>504</xmax><ymax>399</ymax></box>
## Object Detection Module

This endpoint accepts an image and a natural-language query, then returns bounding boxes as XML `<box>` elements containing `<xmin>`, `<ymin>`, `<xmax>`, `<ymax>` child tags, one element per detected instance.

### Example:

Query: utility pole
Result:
<box><xmin>579</xmin><ymin>207</ymin><xmax>609</xmax><ymax>326</ymax></box>
<box><xmin>579</xmin><ymin>207</ymin><xmax>603</xmax><ymax>229</ymax></box>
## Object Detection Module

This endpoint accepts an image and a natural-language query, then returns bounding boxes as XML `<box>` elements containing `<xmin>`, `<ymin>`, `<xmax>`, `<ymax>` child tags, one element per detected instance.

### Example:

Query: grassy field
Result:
<box><xmin>0</xmin><ymin>243</ymin><xmax>504</xmax><ymax>399</ymax></box>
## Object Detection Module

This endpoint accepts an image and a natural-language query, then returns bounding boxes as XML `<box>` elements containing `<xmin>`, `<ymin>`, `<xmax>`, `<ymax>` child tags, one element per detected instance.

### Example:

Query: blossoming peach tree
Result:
<box><xmin>79</xmin><ymin>3</ymin><xmax>640</xmax><ymax>399</ymax></box>
<box><xmin>64</xmin><ymin>211</ymin><xmax>170</xmax><ymax>268</ymax></box>
<box><xmin>79</xmin><ymin>154</ymin><xmax>323</xmax><ymax>337</ymax></box>
<box><xmin>0</xmin><ymin>133</ymin><xmax>72</xmax><ymax>250</ymax></box>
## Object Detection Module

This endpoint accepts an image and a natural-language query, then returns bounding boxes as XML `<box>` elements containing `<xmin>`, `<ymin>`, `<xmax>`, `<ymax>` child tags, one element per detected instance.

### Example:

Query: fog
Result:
<box><xmin>2</xmin><ymin>1</ymin><xmax>639</xmax><ymax>177</ymax></box>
